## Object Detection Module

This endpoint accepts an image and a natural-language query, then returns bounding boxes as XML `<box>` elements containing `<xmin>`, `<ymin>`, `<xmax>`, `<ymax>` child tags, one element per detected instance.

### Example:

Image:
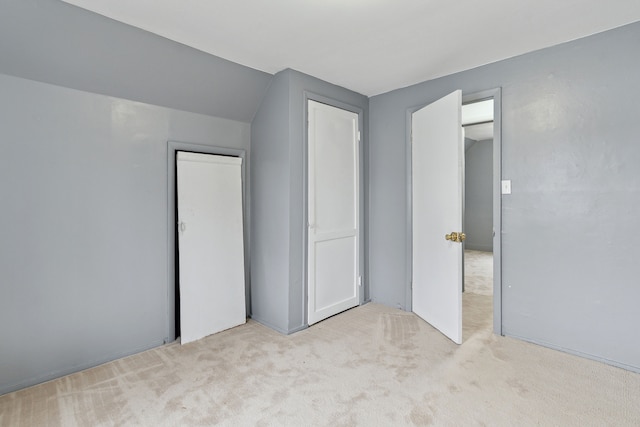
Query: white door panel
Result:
<box><xmin>412</xmin><ymin>91</ymin><xmax>463</xmax><ymax>344</ymax></box>
<box><xmin>314</xmin><ymin>237</ymin><xmax>357</xmax><ymax>310</ymax></box>
<box><xmin>313</xmin><ymin>111</ymin><xmax>356</xmax><ymax>233</ymax></box>
<box><xmin>308</xmin><ymin>100</ymin><xmax>359</xmax><ymax>325</ymax></box>
<box><xmin>177</xmin><ymin>152</ymin><xmax>246</xmax><ymax>345</ymax></box>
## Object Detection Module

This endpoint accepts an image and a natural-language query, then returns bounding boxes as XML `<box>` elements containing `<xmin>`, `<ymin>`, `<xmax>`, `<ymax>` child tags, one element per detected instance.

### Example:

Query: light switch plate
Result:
<box><xmin>501</xmin><ymin>180</ymin><xmax>512</xmax><ymax>195</ymax></box>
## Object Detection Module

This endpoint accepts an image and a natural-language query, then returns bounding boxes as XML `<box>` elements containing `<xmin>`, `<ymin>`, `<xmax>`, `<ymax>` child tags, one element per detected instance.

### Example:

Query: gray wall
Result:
<box><xmin>369</xmin><ymin>22</ymin><xmax>640</xmax><ymax>371</ymax></box>
<box><xmin>0</xmin><ymin>0</ymin><xmax>271</xmax><ymax>122</ymax></box>
<box><xmin>0</xmin><ymin>0</ymin><xmax>272</xmax><ymax>395</ymax></box>
<box><xmin>251</xmin><ymin>69</ymin><xmax>369</xmax><ymax>334</ymax></box>
<box><xmin>249</xmin><ymin>71</ymin><xmax>291</xmax><ymax>333</ymax></box>
<box><xmin>464</xmin><ymin>139</ymin><xmax>493</xmax><ymax>251</ymax></box>
<box><xmin>0</xmin><ymin>74</ymin><xmax>252</xmax><ymax>395</ymax></box>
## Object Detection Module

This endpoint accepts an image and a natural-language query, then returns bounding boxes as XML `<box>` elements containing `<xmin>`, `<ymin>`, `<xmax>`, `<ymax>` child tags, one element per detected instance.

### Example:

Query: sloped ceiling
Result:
<box><xmin>60</xmin><ymin>0</ymin><xmax>640</xmax><ymax>96</ymax></box>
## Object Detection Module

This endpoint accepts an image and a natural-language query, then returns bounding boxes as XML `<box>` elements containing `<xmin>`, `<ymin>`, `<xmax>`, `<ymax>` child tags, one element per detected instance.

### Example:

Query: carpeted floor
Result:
<box><xmin>464</xmin><ymin>249</ymin><xmax>493</xmax><ymax>296</ymax></box>
<box><xmin>2</xmin><ymin>255</ymin><xmax>639</xmax><ymax>426</ymax></box>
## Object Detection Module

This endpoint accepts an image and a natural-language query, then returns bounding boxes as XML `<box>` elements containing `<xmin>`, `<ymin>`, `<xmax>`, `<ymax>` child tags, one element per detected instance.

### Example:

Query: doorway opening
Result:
<box><xmin>462</xmin><ymin>97</ymin><xmax>495</xmax><ymax>340</ymax></box>
<box><xmin>407</xmin><ymin>88</ymin><xmax>502</xmax><ymax>343</ymax></box>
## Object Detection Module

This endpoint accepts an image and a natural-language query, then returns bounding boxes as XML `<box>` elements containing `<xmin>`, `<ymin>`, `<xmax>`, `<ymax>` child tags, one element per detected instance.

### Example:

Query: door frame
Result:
<box><xmin>166</xmin><ymin>141</ymin><xmax>248</xmax><ymax>343</ymax></box>
<box><xmin>303</xmin><ymin>92</ymin><xmax>366</xmax><ymax>326</ymax></box>
<box><xmin>405</xmin><ymin>87</ymin><xmax>503</xmax><ymax>335</ymax></box>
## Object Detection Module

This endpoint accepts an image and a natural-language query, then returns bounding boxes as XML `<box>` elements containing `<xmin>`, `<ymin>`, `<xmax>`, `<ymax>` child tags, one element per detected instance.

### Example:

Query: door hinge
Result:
<box><xmin>358</xmin><ymin>276</ymin><xmax>363</xmax><ymax>287</ymax></box>
<box><xmin>357</xmin><ymin>131</ymin><xmax>361</xmax><ymax>142</ymax></box>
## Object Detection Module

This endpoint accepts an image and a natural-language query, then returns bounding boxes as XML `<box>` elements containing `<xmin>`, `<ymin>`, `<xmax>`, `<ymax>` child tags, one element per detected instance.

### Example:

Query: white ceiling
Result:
<box><xmin>462</xmin><ymin>100</ymin><xmax>493</xmax><ymax>126</ymax></box>
<box><xmin>464</xmin><ymin>123</ymin><xmax>494</xmax><ymax>142</ymax></box>
<box><xmin>61</xmin><ymin>0</ymin><xmax>640</xmax><ymax>96</ymax></box>
<box><xmin>462</xmin><ymin>100</ymin><xmax>494</xmax><ymax>141</ymax></box>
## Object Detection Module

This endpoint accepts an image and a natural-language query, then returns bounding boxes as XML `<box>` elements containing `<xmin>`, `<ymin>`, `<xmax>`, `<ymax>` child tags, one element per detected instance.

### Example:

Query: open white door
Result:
<box><xmin>412</xmin><ymin>90</ymin><xmax>464</xmax><ymax>344</ymax></box>
<box><xmin>308</xmin><ymin>100</ymin><xmax>359</xmax><ymax>325</ymax></box>
<box><xmin>177</xmin><ymin>152</ymin><xmax>246</xmax><ymax>345</ymax></box>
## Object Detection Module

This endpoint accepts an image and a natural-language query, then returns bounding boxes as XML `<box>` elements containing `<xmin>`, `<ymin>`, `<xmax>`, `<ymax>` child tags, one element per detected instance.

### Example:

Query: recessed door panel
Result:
<box><xmin>314</xmin><ymin>237</ymin><xmax>357</xmax><ymax>310</ymax></box>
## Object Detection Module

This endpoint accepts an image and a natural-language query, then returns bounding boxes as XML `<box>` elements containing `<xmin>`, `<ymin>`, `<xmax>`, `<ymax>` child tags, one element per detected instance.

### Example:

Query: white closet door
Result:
<box><xmin>307</xmin><ymin>100</ymin><xmax>360</xmax><ymax>325</ymax></box>
<box><xmin>177</xmin><ymin>152</ymin><xmax>245</xmax><ymax>345</ymax></box>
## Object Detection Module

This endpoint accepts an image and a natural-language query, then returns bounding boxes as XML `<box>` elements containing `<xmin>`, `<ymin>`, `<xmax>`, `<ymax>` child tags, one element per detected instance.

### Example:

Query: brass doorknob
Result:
<box><xmin>445</xmin><ymin>232</ymin><xmax>466</xmax><ymax>243</ymax></box>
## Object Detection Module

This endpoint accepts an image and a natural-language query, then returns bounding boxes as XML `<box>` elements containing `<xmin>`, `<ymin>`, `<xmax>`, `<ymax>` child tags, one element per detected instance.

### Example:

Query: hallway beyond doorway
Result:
<box><xmin>464</xmin><ymin>249</ymin><xmax>493</xmax><ymax>296</ymax></box>
<box><xmin>463</xmin><ymin>249</ymin><xmax>493</xmax><ymax>340</ymax></box>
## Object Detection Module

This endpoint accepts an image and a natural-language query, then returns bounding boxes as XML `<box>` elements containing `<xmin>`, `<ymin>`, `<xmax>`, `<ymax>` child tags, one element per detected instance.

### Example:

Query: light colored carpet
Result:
<box><xmin>2</xmin><ymin>286</ymin><xmax>639</xmax><ymax>425</ymax></box>
<box><xmin>464</xmin><ymin>249</ymin><xmax>493</xmax><ymax>296</ymax></box>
